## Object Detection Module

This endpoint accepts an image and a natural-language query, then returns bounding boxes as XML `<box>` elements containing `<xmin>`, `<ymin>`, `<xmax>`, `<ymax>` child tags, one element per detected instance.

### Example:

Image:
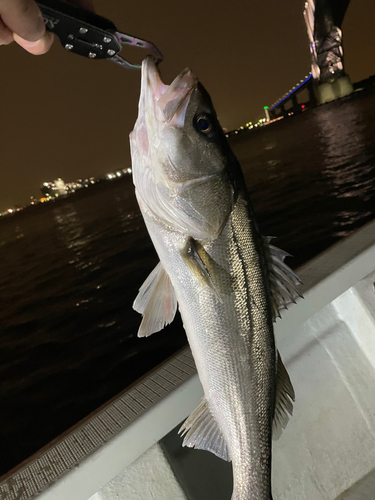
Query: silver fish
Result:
<box><xmin>130</xmin><ymin>57</ymin><xmax>301</xmax><ymax>500</ymax></box>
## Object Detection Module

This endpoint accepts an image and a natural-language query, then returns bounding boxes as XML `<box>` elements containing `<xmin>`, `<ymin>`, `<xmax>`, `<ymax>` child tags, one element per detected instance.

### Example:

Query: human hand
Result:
<box><xmin>0</xmin><ymin>0</ymin><xmax>94</xmax><ymax>55</ymax></box>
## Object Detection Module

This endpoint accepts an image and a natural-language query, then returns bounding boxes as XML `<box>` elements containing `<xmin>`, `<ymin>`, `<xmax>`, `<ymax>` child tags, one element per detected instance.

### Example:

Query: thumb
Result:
<box><xmin>13</xmin><ymin>31</ymin><xmax>54</xmax><ymax>55</ymax></box>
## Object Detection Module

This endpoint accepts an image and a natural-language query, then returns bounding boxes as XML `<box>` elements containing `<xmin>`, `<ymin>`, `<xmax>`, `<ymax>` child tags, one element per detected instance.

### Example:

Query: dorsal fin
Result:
<box><xmin>273</xmin><ymin>351</ymin><xmax>295</xmax><ymax>440</ymax></box>
<box><xmin>263</xmin><ymin>236</ymin><xmax>303</xmax><ymax>321</ymax></box>
<box><xmin>179</xmin><ymin>398</ymin><xmax>231</xmax><ymax>462</ymax></box>
<box><xmin>133</xmin><ymin>262</ymin><xmax>177</xmax><ymax>337</ymax></box>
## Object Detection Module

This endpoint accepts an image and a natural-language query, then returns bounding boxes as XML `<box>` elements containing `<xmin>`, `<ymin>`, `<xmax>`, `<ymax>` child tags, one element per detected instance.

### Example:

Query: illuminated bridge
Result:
<box><xmin>269</xmin><ymin>0</ymin><xmax>353</xmax><ymax>119</ymax></box>
<box><xmin>268</xmin><ymin>74</ymin><xmax>315</xmax><ymax>120</ymax></box>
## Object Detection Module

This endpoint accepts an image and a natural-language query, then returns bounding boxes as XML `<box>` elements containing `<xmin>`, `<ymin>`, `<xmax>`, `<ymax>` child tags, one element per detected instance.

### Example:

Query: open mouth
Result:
<box><xmin>142</xmin><ymin>57</ymin><xmax>198</xmax><ymax>124</ymax></box>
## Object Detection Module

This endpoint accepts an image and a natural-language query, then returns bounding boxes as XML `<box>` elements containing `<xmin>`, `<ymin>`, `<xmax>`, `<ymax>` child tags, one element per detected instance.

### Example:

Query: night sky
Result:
<box><xmin>1</xmin><ymin>0</ymin><xmax>374</xmax><ymax>212</ymax></box>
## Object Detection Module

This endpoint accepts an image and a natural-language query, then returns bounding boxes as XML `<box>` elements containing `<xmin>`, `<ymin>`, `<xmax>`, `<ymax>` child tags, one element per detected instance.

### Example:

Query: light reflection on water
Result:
<box><xmin>54</xmin><ymin>204</ymin><xmax>93</xmax><ymax>271</ymax></box>
<box><xmin>313</xmin><ymin>100</ymin><xmax>375</xmax><ymax>237</ymax></box>
<box><xmin>317</xmin><ymin>103</ymin><xmax>374</xmax><ymax>200</ymax></box>
<box><xmin>114</xmin><ymin>193</ymin><xmax>141</xmax><ymax>233</ymax></box>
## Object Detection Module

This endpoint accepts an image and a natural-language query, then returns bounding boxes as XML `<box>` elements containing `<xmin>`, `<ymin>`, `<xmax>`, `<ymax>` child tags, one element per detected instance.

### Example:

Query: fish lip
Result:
<box><xmin>142</xmin><ymin>56</ymin><xmax>166</xmax><ymax>100</ymax></box>
<box><xmin>142</xmin><ymin>56</ymin><xmax>198</xmax><ymax>123</ymax></box>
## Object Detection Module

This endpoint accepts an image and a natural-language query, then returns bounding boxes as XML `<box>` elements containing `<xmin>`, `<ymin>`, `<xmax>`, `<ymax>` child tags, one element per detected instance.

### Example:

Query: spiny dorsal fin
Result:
<box><xmin>133</xmin><ymin>262</ymin><xmax>177</xmax><ymax>337</ymax></box>
<box><xmin>263</xmin><ymin>236</ymin><xmax>303</xmax><ymax>321</ymax></box>
<box><xmin>179</xmin><ymin>398</ymin><xmax>231</xmax><ymax>461</ymax></box>
<box><xmin>273</xmin><ymin>351</ymin><xmax>295</xmax><ymax>440</ymax></box>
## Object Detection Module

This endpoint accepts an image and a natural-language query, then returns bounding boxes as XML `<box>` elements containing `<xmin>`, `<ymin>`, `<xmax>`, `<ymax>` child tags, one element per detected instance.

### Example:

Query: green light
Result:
<box><xmin>264</xmin><ymin>106</ymin><xmax>269</xmax><ymax>110</ymax></box>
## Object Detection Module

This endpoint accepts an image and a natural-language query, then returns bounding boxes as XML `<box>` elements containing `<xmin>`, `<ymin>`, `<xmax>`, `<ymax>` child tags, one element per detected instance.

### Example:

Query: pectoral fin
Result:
<box><xmin>181</xmin><ymin>238</ymin><xmax>223</xmax><ymax>301</ymax></box>
<box><xmin>273</xmin><ymin>351</ymin><xmax>295</xmax><ymax>440</ymax></box>
<box><xmin>179</xmin><ymin>397</ymin><xmax>231</xmax><ymax>461</ymax></box>
<box><xmin>133</xmin><ymin>262</ymin><xmax>177</xmax><ymax>337</ymax></box>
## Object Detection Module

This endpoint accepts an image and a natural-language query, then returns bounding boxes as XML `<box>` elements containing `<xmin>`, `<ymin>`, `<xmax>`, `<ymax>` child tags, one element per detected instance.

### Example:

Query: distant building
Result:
<box><xmin>41</xmin><ymin>178</ymin><xmax>68</xmax><ymax>198</ymax></box>
<box><xmin>39</xmin><ymin>176</ymin><xmax>98</xmax><ymax>201</ymax></box>
<box><xmin>54</xmin><ymin>178</ymin><xmax>67</xmax><ymax>196</ymax></box>
<box><xmin>40</xmin><ymin>181</ymin><xmax>55</xmax><ymax>198</ymax></box>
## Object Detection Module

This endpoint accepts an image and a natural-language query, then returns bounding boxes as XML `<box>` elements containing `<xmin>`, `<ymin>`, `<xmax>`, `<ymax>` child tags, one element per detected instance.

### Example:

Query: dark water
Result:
<box><xmin>1</xmin><ymin>87</ymin><xmax>375</xmax><ymax>476</ymax></box>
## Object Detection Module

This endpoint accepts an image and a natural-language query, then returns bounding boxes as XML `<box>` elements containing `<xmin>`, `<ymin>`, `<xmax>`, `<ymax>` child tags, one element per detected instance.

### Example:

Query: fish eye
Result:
<box><xmin>195</xmin><ymin>115</ymin><xmax>212</xmax><ymax>134</ymax></box>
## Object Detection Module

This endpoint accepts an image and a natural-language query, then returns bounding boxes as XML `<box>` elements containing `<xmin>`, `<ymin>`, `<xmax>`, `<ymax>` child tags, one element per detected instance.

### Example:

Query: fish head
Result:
<box><xmin>130</xmin><ymin>57</ymin><xmax>234</xmax><ymax>241</ymax></box>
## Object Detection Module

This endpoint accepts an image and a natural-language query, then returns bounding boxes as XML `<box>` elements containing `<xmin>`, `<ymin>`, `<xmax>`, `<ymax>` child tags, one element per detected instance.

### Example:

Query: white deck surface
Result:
<box><xmin>272</xmin><ymin>268</ymin><xmax>375</xmax><ymax>499</ymax></box>
<box><xmin>89</xmin><ymin>444</ymin><xmax>187</xmax><ymax>500</ymax></box>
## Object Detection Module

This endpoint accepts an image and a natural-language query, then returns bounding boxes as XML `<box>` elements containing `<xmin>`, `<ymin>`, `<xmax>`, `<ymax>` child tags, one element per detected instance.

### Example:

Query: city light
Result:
<box><xmin>2</xmin><ymin>167</ymin><xmax>134</xmax><ymax>216</ymax></box>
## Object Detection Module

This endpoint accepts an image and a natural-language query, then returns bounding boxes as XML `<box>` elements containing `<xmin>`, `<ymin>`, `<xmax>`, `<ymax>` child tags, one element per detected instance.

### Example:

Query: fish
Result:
<box><xmin>130</xmin><ymin>56</ymin><xmax>301</xmax><ymax>500</ymax></box>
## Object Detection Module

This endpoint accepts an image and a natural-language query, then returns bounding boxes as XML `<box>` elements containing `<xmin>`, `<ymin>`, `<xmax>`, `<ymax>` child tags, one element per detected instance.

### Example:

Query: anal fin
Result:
<box><xmin>273</xmin><ymin>351</ymin><xmax>295</xmax><ymax>440</ymax></box>
<box><xmin>133</xmin><ymin>262</ymin><xmax>177</xmax><ymax>337</ymax></box>
<box><xmin>179</xmin><ymin>398</ymin><xmax>231</xmax><ymax>462</ymax></box>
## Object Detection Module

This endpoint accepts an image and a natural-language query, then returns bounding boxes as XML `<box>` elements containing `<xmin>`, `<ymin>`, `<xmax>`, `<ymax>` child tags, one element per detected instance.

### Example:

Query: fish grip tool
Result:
<box><xmin>36</xmin><ymin>0</ymin><xmax>163</xmax><ymax>69</ymax></box>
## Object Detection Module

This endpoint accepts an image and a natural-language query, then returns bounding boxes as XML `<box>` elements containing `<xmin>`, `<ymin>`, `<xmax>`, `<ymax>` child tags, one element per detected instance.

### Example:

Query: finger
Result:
<box><xmin>13</xmin><ymin>30</ymin><xmax>54</xmax><ymax>55</ymax></box>
<box><xmin>0</xmin><ymin>0</ymin><xmax>45</xmax><ymax>41</ymax></box>
<box><xmin>0</xmin><ymin>17</ymin><xmax>13</xmax><ymax>45</ymax></box>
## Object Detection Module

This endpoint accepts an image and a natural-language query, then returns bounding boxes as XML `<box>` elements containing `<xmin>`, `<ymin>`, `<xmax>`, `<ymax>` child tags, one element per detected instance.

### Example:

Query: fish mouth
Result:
<box><xmin>142</xmin><ymin>56</ymin><xmax>198</xmax><ymax>124</ymax></box>
<box><xmin>142</xmin><ymin>56</ymin><xmax>168</xmax><ymax>100</ymax></box>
